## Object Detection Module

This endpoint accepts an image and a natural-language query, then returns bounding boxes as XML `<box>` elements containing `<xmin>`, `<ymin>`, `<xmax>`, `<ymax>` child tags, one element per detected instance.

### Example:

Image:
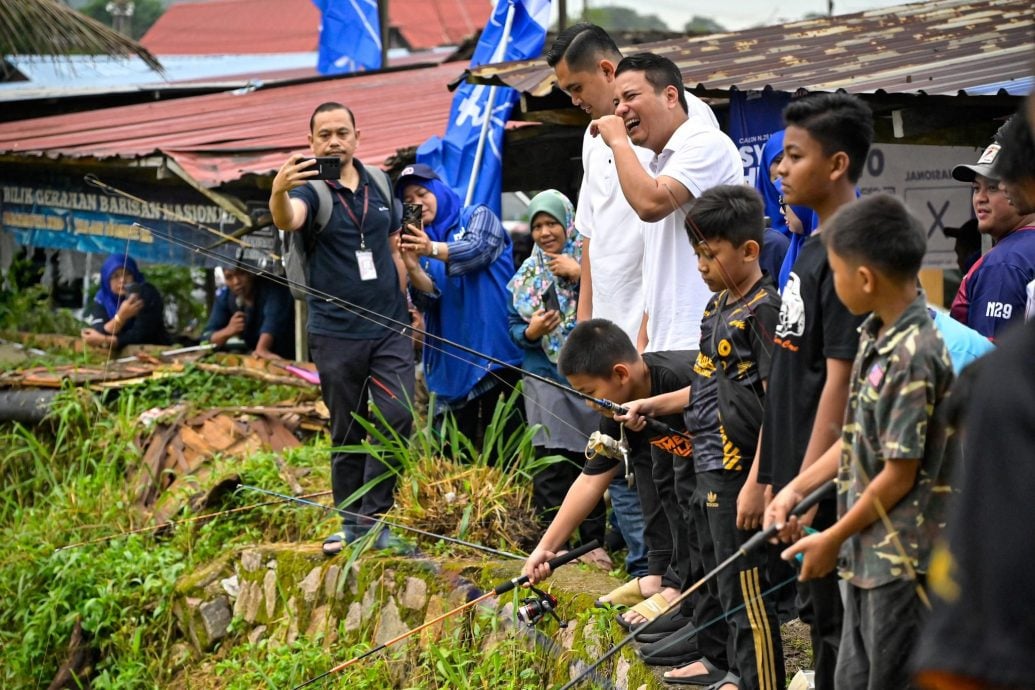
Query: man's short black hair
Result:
<box><xmin>993</xmin><ymin>107</ymin><xmax>1035</xmax><ymax>183</ymax></box>
<box><xmin>823</xmin><ymin>194</ymin><xmax>926</xmax><ymax>282</ymax></box>
<box><xmin>615</xmin><ymin>53</ymin><xmax>688</xmax><ymax>115</ymax></box>
<box><xmin>685</xmin><ymin>185</ymin><xmax>765</xmax><ymax>248</ymax></box>
<box><xmin>309</xmin><ymin>102</ymin><xmax>356</xmax><ymax>133</ymax></box>
<box><xmin>558</xmin><ymin>319</ymin><xmax>638</xmax><ymax>379</ymax></box>
<box><xmin>783</xmin><ymin>93</ymin><xmax>874</xmax><ymax>183</ymax></box>
<box><xmin>544</xmin><ymin>23</ymin><xmax>621</xmax><ymax>70</ymax></box>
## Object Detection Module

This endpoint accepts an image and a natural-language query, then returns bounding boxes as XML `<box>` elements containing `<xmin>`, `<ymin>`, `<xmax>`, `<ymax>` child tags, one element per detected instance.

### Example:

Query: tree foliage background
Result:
<box><xmin>80</xmin><ymin>0</ymin><xmax>165</xmax><ymax>40</ymax></box>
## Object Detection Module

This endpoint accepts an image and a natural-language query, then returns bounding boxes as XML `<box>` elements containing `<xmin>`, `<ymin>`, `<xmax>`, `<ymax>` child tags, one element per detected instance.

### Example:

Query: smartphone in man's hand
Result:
<box><xmin>309</xmin><ymin>156</ymin><xmax>342</xmax><ymax>180</ymax></box>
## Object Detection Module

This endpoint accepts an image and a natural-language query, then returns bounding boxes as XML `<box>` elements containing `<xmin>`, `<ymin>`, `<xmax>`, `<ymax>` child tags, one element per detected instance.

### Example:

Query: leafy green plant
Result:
<box><xmin>0</xmin><ymin>280</ymin><xmax>82</xmax><ymax>336</ymax></box>
<box><xmin>340</xmin><ymin>387</ymin><xmax>562</xmax><ymax>553</ymax></box>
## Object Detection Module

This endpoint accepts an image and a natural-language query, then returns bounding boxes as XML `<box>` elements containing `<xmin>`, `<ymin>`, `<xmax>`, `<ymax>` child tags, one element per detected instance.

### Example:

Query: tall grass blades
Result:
<box><xmin>340</xmin><ymin>387</ymin><xmax>563</xmax><ymax>554</ymax></box>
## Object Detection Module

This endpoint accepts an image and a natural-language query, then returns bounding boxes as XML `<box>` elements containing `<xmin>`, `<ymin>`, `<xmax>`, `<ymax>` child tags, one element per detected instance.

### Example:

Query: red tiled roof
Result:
<box><xmin>141</xmin><ymin>0</ymin><xmax>489</xmax><ymax>55</ymax></box>
<box><xmin>141</xmin><ymin>0</ymin><xmax>321</xmax><ymax>55</ymax></box>
<box><xmin>393</xmin><ymin>0</ymin><xmax>487</xmax><ymax>50</ymax></box>
<box><xmin>0</xmin><ymin>63</ymin><xmax>464</xmax><ymax>187</ymax></box>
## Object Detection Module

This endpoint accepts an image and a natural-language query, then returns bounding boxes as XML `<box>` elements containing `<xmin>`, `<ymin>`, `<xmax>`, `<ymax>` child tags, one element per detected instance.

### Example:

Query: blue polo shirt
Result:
<box><xmin>950</xmin><ymin>226</ymin><xmax>1035</xmax><ymax>341</ymax></box>
<box><xmin>289</xmin><ymin>160</ymin><xmax>407</xmax><ymax>339</ymax></box>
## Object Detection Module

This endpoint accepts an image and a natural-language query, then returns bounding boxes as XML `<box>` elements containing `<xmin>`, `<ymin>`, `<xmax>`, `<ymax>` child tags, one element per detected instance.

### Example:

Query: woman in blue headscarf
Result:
<box><xmin>82</xmin><ymin>254</ymin><xmax>171</xmax><ymax>349</ymax></box>
<box><xmin>395</xmin><ymin>164</ymin><xmax>523</xmax><ymax>453</ymax></box>
<box><xmin>755</xmin><ymin>130</ymin><xmax>819</xmax><ymax>291</ymax></box>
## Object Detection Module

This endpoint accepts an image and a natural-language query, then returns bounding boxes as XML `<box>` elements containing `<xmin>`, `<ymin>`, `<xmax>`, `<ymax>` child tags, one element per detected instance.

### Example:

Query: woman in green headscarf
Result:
<box><xmin>507</xmin><ymin>189</ymin><xmax>605</xmax><ymax>554</ymax></box>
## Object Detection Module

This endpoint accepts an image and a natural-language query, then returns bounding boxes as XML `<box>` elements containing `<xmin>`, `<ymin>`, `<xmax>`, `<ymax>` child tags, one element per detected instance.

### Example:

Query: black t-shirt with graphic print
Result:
<box><xmin>685</xmin><ymin>277</ymin><xmax>781</xmax><ymax>473</ymax></box>
<box><xmin>757</xmin><ymin>234</ymin><xmax>864</xmax><ymax>489</ymax></box>
<box><xmin>582</xmin><ymin>350</ymin><xmax>695</xmax><ymax>476</ymax></box>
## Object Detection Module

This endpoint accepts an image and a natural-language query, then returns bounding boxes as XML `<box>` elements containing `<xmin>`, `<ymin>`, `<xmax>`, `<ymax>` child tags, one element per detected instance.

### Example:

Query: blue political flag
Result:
<box><xmin>312</xmin><ymin>0</ymin><xmax>382</xmax><ymax>75</ymax></box>
<box><xmin>416</xmin><ymin>0</ymin><xmax>550</xmax><ymax>215</ymax></box>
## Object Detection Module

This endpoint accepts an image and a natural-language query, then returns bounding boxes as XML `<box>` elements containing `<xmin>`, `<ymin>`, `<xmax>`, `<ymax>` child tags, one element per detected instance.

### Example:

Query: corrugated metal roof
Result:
<box><xmin>0</xmin><ymin>62</ymin><xmax>464</xmax><ymax>187</ymax></box>
<box><xmin>141</xmin><ymin>0</ymin><xmax>489</xmax><ymax>54</ymax></box>
<box><xmin>469</xmin><ymin>0</ymin><xmax>1034</xmax><ymax>99</ymax></box>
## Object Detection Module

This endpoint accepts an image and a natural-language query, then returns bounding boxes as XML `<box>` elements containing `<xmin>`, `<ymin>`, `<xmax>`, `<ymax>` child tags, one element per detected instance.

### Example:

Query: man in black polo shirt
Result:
<box><xmin>269</xmin><ymin>101</ymin><xmax>414</xmax><ymax>555</ymax></box>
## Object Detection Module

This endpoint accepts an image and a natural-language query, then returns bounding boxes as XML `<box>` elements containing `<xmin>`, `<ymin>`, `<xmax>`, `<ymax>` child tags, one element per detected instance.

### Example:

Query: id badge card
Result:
<box><xmin>356</xmin><ymin>250</ymin><xmax>377</xmax><ymax>281</ymax></box>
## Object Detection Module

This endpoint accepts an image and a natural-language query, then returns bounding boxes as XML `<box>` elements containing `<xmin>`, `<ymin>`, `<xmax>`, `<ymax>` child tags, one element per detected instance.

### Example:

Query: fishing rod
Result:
<box><xmin>113</xmin><ymin>342</ymin><xmax>216</xmax><ymax>364</ymax></box>
<box><xmin>54</xmin><ymin>489</ymin><xmax>332</xmax><ymax>552</ymax></box>
<box><xmin>238</xmin><ymin>485</ymin><xmax>525</xmax><ymax>561</ymax></box>
<box><xmin>293</xmin><ymin>540</ymin><xmax>599</xmax><ymax>689</ymax></box>
<box><xmin>558</xmin><ymin>481</ymin><xmax>835</xmax><ymax>690</ymax></box>
<box><xmin>123</xmin><ymin>216</ymin><xmax>690</xmax><ymax>441</ymax></box>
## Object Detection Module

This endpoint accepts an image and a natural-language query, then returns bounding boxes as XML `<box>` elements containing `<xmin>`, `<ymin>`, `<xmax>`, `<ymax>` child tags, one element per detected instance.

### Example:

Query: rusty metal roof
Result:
<box><xmin>141</xmin><ymin>0</ymin><xmax>489</xmax><ymax>54</ymax></box>
<box><xmin>469</xmin><ymin>0</ymin><xmax>1034</xmax><ymax>99</ymax></box>
<box><xmin>0</xmin><ymin>62</ymin><xmax>463</xmax><ymax>187</ymax></box>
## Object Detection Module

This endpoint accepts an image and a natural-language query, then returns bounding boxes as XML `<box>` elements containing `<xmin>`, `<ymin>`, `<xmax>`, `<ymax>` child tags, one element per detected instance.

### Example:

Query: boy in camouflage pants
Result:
<box><xmin>767</xmin><ymin>194</ymin><xmax>959</xmax><ymax>690</ymax></box>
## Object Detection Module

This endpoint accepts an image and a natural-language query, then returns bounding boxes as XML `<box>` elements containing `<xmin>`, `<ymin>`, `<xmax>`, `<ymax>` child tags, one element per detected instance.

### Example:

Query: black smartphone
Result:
<box><xmin>541</xmin><ymin>282</ymin><xmax>561</xmax><ymax>313</ymax></box>
<box><xmin>309</xmin><ymin>156</ymin><xmax>342</xmax><ymax>180</ymax></box>
<box><xmin>124</xmin><ymin>283</ymin><xmax>142</xmax><ymax>296</ymax></box>
<box><xmin>402</xmin><ymin>203</ymin><xmax>423</xmax><ymax>235</ymax></box>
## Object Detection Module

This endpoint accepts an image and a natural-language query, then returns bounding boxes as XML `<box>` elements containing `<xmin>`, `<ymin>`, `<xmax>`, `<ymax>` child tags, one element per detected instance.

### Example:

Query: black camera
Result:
<box><xmin>309</xmin><ymin>156</ymin><xmax>342</xmax><ymax>180</ymax></box>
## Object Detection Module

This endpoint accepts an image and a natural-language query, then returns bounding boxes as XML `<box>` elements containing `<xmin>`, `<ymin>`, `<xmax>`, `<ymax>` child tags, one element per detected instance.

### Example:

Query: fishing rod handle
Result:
<box><xmin>740</xmin><ymin>481</ymin><xmax>836</xmax><ymax>554</ymax></box>
<box><xmin>608</xmin><ymin>402</ymin><xmax>683</xmax><ymax>439</ymax></box>
<box><xmin>493</xmin><ymin>540</ymin><xmax>599</xmax><ymax>596</ymax></box>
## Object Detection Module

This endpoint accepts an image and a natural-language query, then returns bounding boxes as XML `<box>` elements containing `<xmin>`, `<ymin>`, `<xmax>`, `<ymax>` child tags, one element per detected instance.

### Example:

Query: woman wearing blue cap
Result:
<box><xmin>82</xmin><ymin>254</ymin><xmax>172</xmax><ymax>349</ymax></box>
<box><xmin>395</xmin><ymin>164</ymin><xmax>524</xmax><ymax>453</ymax></box>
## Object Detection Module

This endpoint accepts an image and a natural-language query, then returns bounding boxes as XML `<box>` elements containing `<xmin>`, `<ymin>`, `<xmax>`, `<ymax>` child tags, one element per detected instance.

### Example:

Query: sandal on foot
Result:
<box><xmin>594</xmin><ymin>577</ymin><xmax>644</xmax><ymax>608</ymax></box>
<box><xmin>704</xmin><ymin>672</ymin><xmax>740</xmax><ymax>690</ymax></box>
<box><xmin>662</xmin><ymin>658</ymin><xmax>727</xmax><ymax>686</ymax></box>
<box><xmin>616</xmin><ymin>592</ymin><xmax>672</xmax><ymax>630</ymax></box>
<box><xmin>322</xmin><ymin>531</ymin><xmax>347</xmax><ymax>556</ymax></box>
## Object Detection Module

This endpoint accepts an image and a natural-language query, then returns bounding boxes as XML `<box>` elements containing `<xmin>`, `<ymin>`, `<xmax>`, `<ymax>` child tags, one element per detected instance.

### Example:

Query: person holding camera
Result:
<box><xmin>394</xmin><ymin>163</ymin><xmax>524</xmax><ymax>453</ymax></box>
<box><xmin>82</xmin><ymin>254</ymin><xmax>171</xmax><ymax>349</ymax></box>
<box><xmin>269</xmin><ymin>101</ymin><xmax>415</xmax><ymax>556</ymax></box>
<box><xmin>201</xmin><ymin>259</ymin><xmax>295</xmax><ymax>360</ymax></box>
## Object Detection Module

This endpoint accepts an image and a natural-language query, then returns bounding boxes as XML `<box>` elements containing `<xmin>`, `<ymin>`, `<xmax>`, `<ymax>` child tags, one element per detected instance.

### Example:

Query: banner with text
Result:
<box><xmin>857</xmin><ymin>143</ymin><xmax>980</xmax><ymax>270</ymax></box>
<box><xmin>1</xmin><ymin>174</ymin><xmax>242</xmax><ymax>267</ymax></box>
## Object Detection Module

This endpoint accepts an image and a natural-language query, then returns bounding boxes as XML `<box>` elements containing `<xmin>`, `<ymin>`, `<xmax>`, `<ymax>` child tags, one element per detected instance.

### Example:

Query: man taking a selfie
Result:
<box><xmin>269</xmin><ymin>101</ymin><xmax>414</xmax><ymax>556</ymax></box>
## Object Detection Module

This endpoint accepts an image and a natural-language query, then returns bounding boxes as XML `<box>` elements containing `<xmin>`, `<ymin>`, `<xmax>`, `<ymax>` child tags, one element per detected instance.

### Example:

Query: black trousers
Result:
<box><xmin>651</xmin><ymin>447</ymin><xmax>693</xmax><ymax>589</ymax></box>
<box><xmin>836</xmin><ymin>578</ymin><xmax>926</xmax><ymax>690</ymax></box>
<box><xmin>439</xmin><ymin>368</ymin><xmax>524</xmax><ymax>463</ymax></box>
<box><xmin>696</xmin><ymin>469</ymin><xmax>785</xmax><ymax>690</ymax></box>
<box><xmin>795</xmin><ymin>498</ymin><xmax>844</xmax><ymax>690</ymax></box>
<box><xmin>626</xmin><ymin>441</ymin><xmax>677</xmax><ymax>582</ymax></box>
<box><xmin>531</xmin><ymin>447</ymin><xmax>606</xmax><ymax>547</ymax></box>
<box><xmin>309</xmin><ymin>330</ymin><xmax>415</xmax><ymax>532</ymax></box>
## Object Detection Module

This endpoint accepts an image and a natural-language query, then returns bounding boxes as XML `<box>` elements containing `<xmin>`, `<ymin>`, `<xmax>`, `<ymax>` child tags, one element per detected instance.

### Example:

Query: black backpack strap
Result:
<box><xmin>362</xmin><ymin>164</ymin><xmax>400</xmax><ymax>230</ymax></box>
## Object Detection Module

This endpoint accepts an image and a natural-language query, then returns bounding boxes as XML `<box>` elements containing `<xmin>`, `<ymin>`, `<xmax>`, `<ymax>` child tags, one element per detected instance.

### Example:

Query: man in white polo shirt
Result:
<box><xmin>594</xmin><ymin>52</ymin><xmax>742</xmax><ymax>352</ymax></box>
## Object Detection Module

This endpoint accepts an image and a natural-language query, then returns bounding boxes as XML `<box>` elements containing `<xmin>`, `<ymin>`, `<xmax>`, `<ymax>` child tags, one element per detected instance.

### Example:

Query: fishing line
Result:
<box><xmin>239</xmin><ymin>485</ymin><xmax>526</xmax><ymax>560</ymax></box>
<box><xmin>54</xmin><ymin>489</ymin><xmax>333</xmax><ymax>552</ymax></box>
<box><xmin>292</xmin><ymin>540</ymin><xmax>600</xmax><ymax>689</ymax></box>
<box><xmin>123</xmin><ymin>216</ymin><xmax>688</xmax><ymax>441</ymax></box>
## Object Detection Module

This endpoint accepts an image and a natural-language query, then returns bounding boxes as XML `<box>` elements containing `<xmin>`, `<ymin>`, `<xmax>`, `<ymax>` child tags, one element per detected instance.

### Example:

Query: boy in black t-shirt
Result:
<box><xmin>522</xmin><ymin>320</ymin><xmax>694</xmax><ymax>633</ymax></box>
<box><xmin>749</xmin><ymin>93</ymin><xmax>874</xmax><ymax>688</ymax></box>
<box><xmin>620</xmin><ymin>185</ymin><xmax>782</xmax><ymax>690</ymax></box>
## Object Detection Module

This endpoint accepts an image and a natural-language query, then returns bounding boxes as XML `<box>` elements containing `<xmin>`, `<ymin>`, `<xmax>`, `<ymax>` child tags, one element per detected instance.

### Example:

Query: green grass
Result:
<box><xmin>0</xmin><ymin>366</ymin><xmax>559</xmax><ymax>688</ymax></box>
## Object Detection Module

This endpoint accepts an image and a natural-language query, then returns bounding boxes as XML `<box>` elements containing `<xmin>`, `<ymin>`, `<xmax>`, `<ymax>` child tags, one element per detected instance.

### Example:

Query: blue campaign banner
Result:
<box><xmin>312</xmin><ymin>0</ymin><xmax>382</xmax><ymax>75</ymax></box>
<box><xmin>0</xmin><ymin>174</ymin><xmax>241</xmax><ymax>267</ymax></box>
<box><xmin>727</xmin><ymin>89</ymin><xmax>791</xmax><ymax>189</ymax></box>
<box><xmin>417</xmin><ymin>0</ymin><xmax>550</xmax><ymax>215</ymax></box>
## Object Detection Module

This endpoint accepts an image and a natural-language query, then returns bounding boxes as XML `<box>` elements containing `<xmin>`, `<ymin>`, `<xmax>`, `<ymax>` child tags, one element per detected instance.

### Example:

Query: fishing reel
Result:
<box><xmin>516</xmin><ymin>585</ymin><xmax>566</xmax><ymax>628</ymax></box>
